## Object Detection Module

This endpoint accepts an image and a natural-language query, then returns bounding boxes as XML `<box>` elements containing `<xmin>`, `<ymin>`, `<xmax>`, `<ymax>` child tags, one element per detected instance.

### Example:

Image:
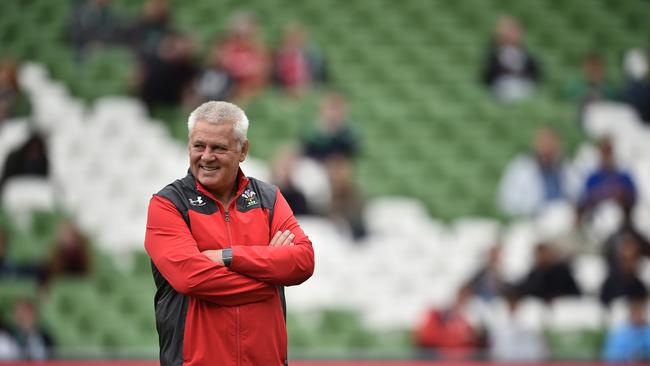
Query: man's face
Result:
<box><xmin>189</xmin><ymin>120</ymin><xmax>248</xmax><ymax>198</ymax></box>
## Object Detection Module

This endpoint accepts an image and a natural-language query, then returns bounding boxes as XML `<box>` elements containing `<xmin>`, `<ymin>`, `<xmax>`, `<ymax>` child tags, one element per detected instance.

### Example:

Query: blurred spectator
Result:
<box><xmin>10</xmin><ymin>298</ymin><xmax>53</xmax><ymax>360</ymax></box>
<box><xmin>566</xmin><ymin>53</ymin><xmax>618</xmax><ymax>125</ymax></box>
<box><xmin>135</xmin><ymin>31</ymin><xmax>198</xmax><ymax>111</ymax></box>
<box><xmin>0</xmin><ymin>315</ymin><xmax>19</xmax><ymax>360</ymax></box>
<box><xmin>216</xmin><ymin>12</ymin><xmax>271</xmax><ymax>102</ymax></box>
<box><xmin>303</xmin><ymin>92</ymin><xmax>359</xmax><ymax>161</ymax></box>
<box><xmin>481</xmin><ymin>16</ymin><xmax>541</xmax><ymax>102</ymax></box>
<box><xmin>467</xmin><ymin>245</ymin><xmax>507</xmax><ymax>301</ymax></box>
<box><xmin>578</xmin><ymin>137</ymin><xmax>637</xmax><ymax>221</ymax></box>
<box><xmin>0</xmin><ymin>132</ymin><xmax>49</xmax><ymax>192</ymax></box>
<box><xmin>486</xmin><ymin>287</ymin><xmax>547</xmax><ymax>361</ymax></box>
<box><xmin>67</xmin><ymin>0</ymin><xmax>123</xmax><ymax>61</ymax></box>
<box><xmin>517</xmin><ymin>243</ymin><xmax>580</xmax><ymax>302</ymax></box>
<box><xmin>46</xmin><ymin>220</ymin><xmax>92</xmax><ymax>280</ymax></box>
<box><xmin>273</xmin><ymin>23</ymin><xmax>327</xmax><ymax>97</ymax></box>
<box><xmin>603</xmin><ymin>212</ymin><xmax>650</xmax><ymax>274</ymax></box>
<box><xmin>600</xmin><ymin>238</ymin><xmax>647</xmax><ymax>306</ymax></box>
<box><xmin>415</xmin><ymin>285</ymin><xmax>483</xmax><ymax>359</ymax></box>
<box><xmin>0</xmin><ymin>58</ymin><xmax>31</xmax><ymax>123</ymax></box>
<box><xmin>603</xmin><ymin>294</ymin><xmax>650</xmax><ymax>362</ymax></box>
<box><xmin>325</xmin><ymin>155</ymin><xmax>366</xmax><ymax>239</ymax></box>
<box><xmin>621</xmin><ymin>49</ymin><xmax>650</xmax><ymax>124</ymax></box>
<box><xmin>191</xmin><ymin>43</ymin><xmax>234</xmax><ymax>104</ymax></box>
<box><xmin>497</xmin><ymin>127</ymin><xmax>577</xmax><ymax>216</ymax></box>
<box><xmin>270</xmin><ymin>146</ymin><xmax>311</xmax><ymax>216</ymax></box>
<box><xmin>128</xmin><ymin>0</ymin><xmax>172</xmax><ymax>59</ymax></box>
<box><xmin>302</xmin><ymin>92</ymin><xmax>365</xmax><ymax>238</ymax></box>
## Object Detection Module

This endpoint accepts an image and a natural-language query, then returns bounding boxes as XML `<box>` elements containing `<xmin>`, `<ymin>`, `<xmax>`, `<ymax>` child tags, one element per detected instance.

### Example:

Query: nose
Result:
<box><xmin>201</xmin><ymin>148</ymin><xmax>216</xmax><ymax>162</ymax></box>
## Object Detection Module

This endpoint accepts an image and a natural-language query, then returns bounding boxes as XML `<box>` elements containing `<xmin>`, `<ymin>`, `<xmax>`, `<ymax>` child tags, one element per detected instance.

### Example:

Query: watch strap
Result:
<box><xmin>222</xmin><ymin>248</ymin><xmax>233</xmax><ymax>267</ymax></box>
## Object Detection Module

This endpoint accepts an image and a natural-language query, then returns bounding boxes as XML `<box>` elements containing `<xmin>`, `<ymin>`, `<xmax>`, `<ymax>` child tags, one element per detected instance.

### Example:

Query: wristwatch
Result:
<box><xmin>222</xmin><ymin>248</ymin><xmax>233</xmax><ymax>267</ymax></box>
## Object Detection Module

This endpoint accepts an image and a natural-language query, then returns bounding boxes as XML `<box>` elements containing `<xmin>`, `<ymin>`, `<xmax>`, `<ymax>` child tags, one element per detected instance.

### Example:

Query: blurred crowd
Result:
<box><xmin>415</xmin><ymin>15</ymin><xmax>650</xmax><ymax>363</ymax></box>
<box><xmin>67</xmin><ymin>0</ymin><xmax>327</xmax><ymax>109</ymax></box>
<box><xmin>482</xmin><ymin>15</ymin><xmax>650</xmax><ymax>127</ymax></box>
<box><xmin>0</xmin><ymin>219</ymin><xmax>92</xmax><ymax>360</ymax></box>
<box><xmin>1</xmin><ymin>0</ymin><xmax>650</xmax><ymax>362</ymax></box>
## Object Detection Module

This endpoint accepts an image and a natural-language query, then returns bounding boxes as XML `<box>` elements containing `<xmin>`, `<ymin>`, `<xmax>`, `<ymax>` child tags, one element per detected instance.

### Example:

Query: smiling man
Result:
<box><xmin>144</xmin><ymin>101</ymin><xmax>315</xmax><ymax>366</ymax></box>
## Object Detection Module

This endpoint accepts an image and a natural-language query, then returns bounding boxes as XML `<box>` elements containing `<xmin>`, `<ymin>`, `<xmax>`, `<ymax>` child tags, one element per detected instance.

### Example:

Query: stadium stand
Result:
<box><xmin>1</xmin><ymin>0</ymin><xmax>650</xmax><ymax>361</ymax></box>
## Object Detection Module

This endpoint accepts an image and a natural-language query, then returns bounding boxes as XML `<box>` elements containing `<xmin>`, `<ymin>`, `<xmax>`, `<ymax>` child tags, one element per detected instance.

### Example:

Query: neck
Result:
<box><xmin>212</xmin><ymin>183</ymin><xmax>235</xmax><ymax>207</ymax></box>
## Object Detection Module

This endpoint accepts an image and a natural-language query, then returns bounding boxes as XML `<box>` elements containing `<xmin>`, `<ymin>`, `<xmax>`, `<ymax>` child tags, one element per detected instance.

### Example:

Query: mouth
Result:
<box><xmin>200</xmin><ymin>165</ymin><xmax>219</xmax><ymax>172</ymax></box>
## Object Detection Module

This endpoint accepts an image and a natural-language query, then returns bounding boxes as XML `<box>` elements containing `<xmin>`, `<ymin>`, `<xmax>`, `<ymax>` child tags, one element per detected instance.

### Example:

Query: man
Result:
<box><xmin>603</xmin><ymin>294</ymin><xmax>650</xmax><ymax>362</ymax></box>
<box><xmin>497</xmin><ymin>127</ymin><xmax>578</xmax><ymax>216</ymax></box>
<box><xmin>145</xmin><ymin>101</ymin><xmax>315</xmax><ymax>366</ymax></box>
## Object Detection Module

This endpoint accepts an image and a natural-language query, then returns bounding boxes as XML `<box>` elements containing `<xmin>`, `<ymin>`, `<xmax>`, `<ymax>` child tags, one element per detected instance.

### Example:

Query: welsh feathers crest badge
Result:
<box><xmin>242</xmin><ymin>189</ymin><xmax>258</xmax><ymax>207</ymax></box>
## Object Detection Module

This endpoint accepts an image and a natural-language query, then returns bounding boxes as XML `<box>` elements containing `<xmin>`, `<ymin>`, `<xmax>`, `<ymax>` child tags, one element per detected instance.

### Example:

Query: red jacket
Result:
<box><xmin>145</xmin><ymin>169</ymin><xmax>314</xmax><ymax>366</ymax></box>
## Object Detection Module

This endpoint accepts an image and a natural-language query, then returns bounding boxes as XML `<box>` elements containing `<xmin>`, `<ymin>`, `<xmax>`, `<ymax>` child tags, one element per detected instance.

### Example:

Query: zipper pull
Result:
<box><xmin>224</xmin><ymin>210</ymin><xmax>230</xmax><ymax>222</ymax></box>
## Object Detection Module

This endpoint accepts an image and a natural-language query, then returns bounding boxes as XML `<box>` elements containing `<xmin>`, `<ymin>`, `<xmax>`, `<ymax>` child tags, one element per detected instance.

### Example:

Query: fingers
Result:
<box><xmin>269</xmin><ymin>230</ymin><xmax>284</xmax><ymax>247</ymax></box>
<box><xmin>270</xmin><ymin>230</ymin><xmax>295</xmax><ymax>247</ymax></box>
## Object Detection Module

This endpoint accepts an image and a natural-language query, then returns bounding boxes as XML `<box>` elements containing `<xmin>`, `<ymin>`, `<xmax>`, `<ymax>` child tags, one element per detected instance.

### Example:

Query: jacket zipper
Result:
<box><xmin>224</xmin><ymin>207</ymin><xmax>240</xmax><ymax>365</ymax></box>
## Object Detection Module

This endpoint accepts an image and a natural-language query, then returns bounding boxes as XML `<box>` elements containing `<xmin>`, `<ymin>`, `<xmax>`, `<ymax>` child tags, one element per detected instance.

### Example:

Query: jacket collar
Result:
<box><xmin>184</xmin><ymin>168</ymin><xmax>250</xmax><ymax>207</ymax></box>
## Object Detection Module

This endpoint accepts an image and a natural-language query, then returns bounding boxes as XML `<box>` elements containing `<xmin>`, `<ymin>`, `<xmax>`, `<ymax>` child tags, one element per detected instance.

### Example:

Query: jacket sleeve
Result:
<box><xmin>144</xmin><ymin>195</ymin><xmax>276</xmax><ymax>306</ymax></box>
<box><xmin>229</xmin><ymin>189</ymin><xmax>315</xmax><ymax>286</ymax></box>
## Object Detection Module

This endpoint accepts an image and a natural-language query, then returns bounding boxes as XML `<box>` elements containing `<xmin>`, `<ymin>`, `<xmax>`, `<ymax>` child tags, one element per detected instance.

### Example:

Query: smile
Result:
<box><xmin>200</xmin><ymin>166</ymin><xmax>219</xmax><ymax>171</ymax></box>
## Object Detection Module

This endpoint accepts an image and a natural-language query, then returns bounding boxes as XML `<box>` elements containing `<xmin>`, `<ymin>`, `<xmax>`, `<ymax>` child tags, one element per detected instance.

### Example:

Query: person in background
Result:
<box><xmin>487</xmin><ymin>287</ymin><xmax>547</xmax><ymax>361</ymax></box>
<box><xmin>517</xmin><ymin>242</ymin><xmax>581</xmax><ymax>302</ymax></box>
<box><xmin>0</xmin><ymin>132</ymin><xmax>49</xmax><ymax>193</ymax></box>
<box><xmin>467</xmin><ymin>245</ymin><xmax>507</xmax><ymax>301</ymax></box>
<box><xmin>0</xmin><ymin>58</ymin><xmax>31</xmax><ymax>123</ymax></box>
<box><xmin>603</xmin><ymin>294</ymin><xmax>650</xmax><ymax>362</ymax></box>
<box><xmin>415</xmin><ymin>285</ymin><xmax>484</xmax><ymax>360</ymax></box>
<box><xmin>0</xmin><ymin>314</ymin><xmax>19</xmax><ymax>360</ymax></box>
<box><xmin>67</xmin><ymin>0</ymin><xmax>123</xmax><ymax>61</ymax></box>
<box><xmin>603</xmin><ymin>210</ymin><xmax>650</xmax><ymax>271</ymax></box>
<box><xmin>303</xmin><ymin>92</ymin><xmax>359</xmax><ymax>161</ymax></box>
<box><xmin>191</xmin><ymin>42</ymin><xmax>234</xmax><ymax>105</ymax></box>
<box><xmin>497</xmin><ymin>127</ymin><xmax>577</xmax><ymax>217</ymax></box>
<box><xmin>11</xmin><ymin>298</ymin><xmax>54</xmax><ymax>361</ymax></box>
<box><xmin>302</xmin><ymin>92</ymin><xmax>365</xmax><ymax>239</ymax></box>
<box><xmin>270</xmin><ymin>146</ymin><xmax>311</xmax><ymax>216</ymax></box>
<box><xmin>273</xmin><ymin>23</ymin><xmax>327</xmax><ymax>97</ymax></box>
<box><xmin>621</xmin><ymin>48</ymin><xmax>650</xmax><ymax>124</ymax></box>
<box><xmin>578</xmin><ymin>137</ymin><xmax>637</xmax><ymax>222</ymax></box>
<box><xmin>481</xmin><ymin>15</ymin><xmax>541</xmax><ymax>102</ymax></box>
<box><xmin>135</xmin><ymin>31</ymin><xmax>198</xmax><ymax>111</ymax></box>
<box><xmin>216</xmin><ymin>12</ymin><xmax>271</xmax><ymax>102</ymax></box>
<box><xmin>128</xmin><ymin>0</ymin><xmax>172</xmax><ymax>59</ymax></box>
<box><xmin>565</xmin><ymin>52</ymin><xmax>618</xmax><ymax>126</ymax></box>
<box><xmin>600</xmin><ymin>237</ymin><xmax>647</xmax><ymax>306</ymax></box>
<box><xmin>46</xmin><ymin>220</ymin><xmax>92</xmax><ymax>281</ymax></box>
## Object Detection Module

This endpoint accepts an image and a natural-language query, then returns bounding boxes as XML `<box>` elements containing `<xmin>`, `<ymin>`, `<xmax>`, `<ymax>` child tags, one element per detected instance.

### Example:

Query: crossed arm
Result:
<box><xmin>202</xmin><ymin>192</ymin><xmax>315</xmax><ymax>287</ymax></box>
<box><xmin>144</xmin><ymin>190</ymin><xmax>314</xmax><ymax>307</ymax></box>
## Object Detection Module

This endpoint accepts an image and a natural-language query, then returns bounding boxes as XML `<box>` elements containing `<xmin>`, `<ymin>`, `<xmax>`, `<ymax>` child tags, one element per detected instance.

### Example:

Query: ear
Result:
<box><xmin>239</xmin><ymin>140</ymin><xmax>249</xmax><ymax>162</ymax></box>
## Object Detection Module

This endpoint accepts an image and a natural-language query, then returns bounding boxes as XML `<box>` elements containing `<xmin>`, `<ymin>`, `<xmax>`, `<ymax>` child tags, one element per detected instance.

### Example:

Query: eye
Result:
<box><xmin>192</xmin><ymin>143</ymin><xmax>205</xmax><ymax>151</ymax></box>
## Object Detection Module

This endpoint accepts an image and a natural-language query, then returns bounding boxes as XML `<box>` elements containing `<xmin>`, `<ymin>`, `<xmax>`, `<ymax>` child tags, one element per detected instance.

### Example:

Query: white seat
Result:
<box><xmin>572</xmin><ymin>255</ymin><xmax>607</xmax><ymax>295</ymax></box>
<box><xmin>1</xmin><ymin>177</ymin><xmax>54</xmax><ymax>229</ymax></box>
<box><xmin>550</xmin><ymin>297</ymin><xmax>605</xmax><ymax>331</ymax></box>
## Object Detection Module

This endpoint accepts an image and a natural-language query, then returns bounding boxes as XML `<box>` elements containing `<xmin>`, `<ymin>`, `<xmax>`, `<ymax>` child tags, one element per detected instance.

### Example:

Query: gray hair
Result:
<box><xmin>187</xmin><ymin>101</ymin><xmax>249</xmax><ymax>144</ymax></box>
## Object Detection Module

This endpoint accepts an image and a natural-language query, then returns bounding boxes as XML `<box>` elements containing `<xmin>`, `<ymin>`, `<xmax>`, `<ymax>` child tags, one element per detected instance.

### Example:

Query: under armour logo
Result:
<box><xmin>189</xmin><ymin>196</ymin><xmax>206</xmax><ymax>206</ymax></box>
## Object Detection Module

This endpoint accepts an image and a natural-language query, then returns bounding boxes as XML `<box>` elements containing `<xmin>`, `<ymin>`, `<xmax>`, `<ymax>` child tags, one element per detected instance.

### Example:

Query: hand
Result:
<box><xmin>269</xmin><ymin>230</ymin><xmax>294</xmax><ymax>247</ymax></box>
<box><xmin>202</xmin><ymin>249</ymin><xmax>224</xmax><ymax>266</ymax></box>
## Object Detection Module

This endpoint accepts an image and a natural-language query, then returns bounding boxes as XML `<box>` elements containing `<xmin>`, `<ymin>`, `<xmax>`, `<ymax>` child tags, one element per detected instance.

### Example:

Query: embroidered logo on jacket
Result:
<box><xmin>188</xmin><ymin>196</ymin><xmax>206</xmax><ymax>206</ymax></box>
<box><xmin>242</xmin><ymin>189</ymin><xmax>258</xmax><ymax>207</ymax></box>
